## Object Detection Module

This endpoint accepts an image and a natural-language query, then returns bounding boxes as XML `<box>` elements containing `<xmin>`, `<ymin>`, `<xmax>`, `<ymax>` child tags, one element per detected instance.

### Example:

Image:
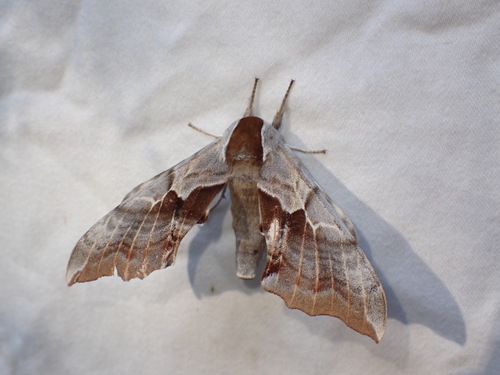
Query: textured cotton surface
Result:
<box><xmin>1</xmin><ymin>1</ymin><xmax>499</xmax><ymax>374</ymax></box>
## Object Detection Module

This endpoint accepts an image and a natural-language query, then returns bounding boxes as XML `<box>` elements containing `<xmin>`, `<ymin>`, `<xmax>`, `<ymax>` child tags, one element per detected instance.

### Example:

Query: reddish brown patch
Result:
<box><xmin>225</xmin><ymin>116</ymin><xmax>264</xmax><ymax>164</ymax></box>
<box><xmin>258</xmin><ymin>190</ymin><xmax>287</xmax><ymax>277</ymax></box>
<box><xmin>258</xmin><ymin>190</ymin><xmax>282</xmax><ymax>233</ymax></box>
<box><xmin>181</xmin><ymin>184</ymin><xmax>226</xmax><ymax>222</ymax></box>
<box><xmin>67</xmin><ymin>183</ymin><xmax>226</xmax><ymax>285</ymax></box>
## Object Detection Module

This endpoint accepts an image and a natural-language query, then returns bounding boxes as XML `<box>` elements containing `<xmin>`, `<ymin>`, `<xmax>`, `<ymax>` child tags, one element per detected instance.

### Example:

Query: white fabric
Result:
<box><xmin>1</xmin><ymin>1</ymin><xmax>499</xmax><ymax>374</ymax></box>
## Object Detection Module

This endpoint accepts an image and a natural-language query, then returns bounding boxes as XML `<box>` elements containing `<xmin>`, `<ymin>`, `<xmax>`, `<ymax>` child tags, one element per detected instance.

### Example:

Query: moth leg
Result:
<box><xmin>187</xmin><ymin>123</ymin><xmax>220</xmax><ymax>138</ymax></box>
<box><xmin>272</xmin><ymin>79</ymin><xmax>294</xmax><ymax>129</ymax></box>
<box><xmin>290</xmin><ymin>146</ymin><xmax>326</xmax><ymax>154</ymax></box>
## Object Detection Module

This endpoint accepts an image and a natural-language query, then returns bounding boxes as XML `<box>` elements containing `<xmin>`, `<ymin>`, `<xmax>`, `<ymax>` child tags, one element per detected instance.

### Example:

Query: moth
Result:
<box><xmin>66</xmin><ymin>79</ymin><xmax>387</xmax><ymax>342</ymax></box>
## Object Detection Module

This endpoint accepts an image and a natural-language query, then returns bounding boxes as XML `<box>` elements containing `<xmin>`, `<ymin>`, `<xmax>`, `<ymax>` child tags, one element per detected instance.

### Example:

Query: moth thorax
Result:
<box><xmin>225</xmin><ymin>116</ymin><xmax>264</xmax><ymax>165</ymax></box>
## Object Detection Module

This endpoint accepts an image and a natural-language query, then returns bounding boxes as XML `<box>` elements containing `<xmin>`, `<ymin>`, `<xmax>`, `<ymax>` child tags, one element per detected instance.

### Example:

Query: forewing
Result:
<box><xmin>258</xmin><ymin>143</ymin><xmax>387</xmax><ymax>342</ymax></box>
<box><xmin>66</xmin><ymin>140</ymin><xmax>229</xmax><ymax>286</ymax></box>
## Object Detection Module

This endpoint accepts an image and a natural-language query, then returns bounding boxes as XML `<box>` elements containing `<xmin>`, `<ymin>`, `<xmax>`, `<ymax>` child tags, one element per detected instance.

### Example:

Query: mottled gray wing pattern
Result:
<box><xmin>257</xmin><ymin>143</ymin><xmax>387</xmax><ymax>342</ymax></box>
<box><xmin>66</xmin><ymin>140</ymin><xmax>229</xmax><ymax>286</ymax></box>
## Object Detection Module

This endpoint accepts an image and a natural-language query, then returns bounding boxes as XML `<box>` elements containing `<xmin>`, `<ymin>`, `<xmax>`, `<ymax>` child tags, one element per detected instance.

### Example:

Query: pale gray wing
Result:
<box><xmin>66</xmin><ymin>139</ymin><xmax>230</xmax><ymax>285</ymax></box>
<box><xmin>257</xmin><ymin>142</ymin><xmax>387</xmax><ymax>342</ymax></box>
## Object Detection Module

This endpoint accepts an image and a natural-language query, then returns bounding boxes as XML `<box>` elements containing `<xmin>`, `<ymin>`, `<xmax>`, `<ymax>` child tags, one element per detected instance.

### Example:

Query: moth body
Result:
<box><xmin>226</xmin><ymin>116</ymin><xmax>268</xmax><ymax>279</ymax></box>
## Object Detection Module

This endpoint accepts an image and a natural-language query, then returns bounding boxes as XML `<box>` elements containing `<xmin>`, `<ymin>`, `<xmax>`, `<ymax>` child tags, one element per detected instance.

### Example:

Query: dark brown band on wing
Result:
<box><xmin>67</xmin><ymin>183</ymin><xmax>225</xmax><ymax>285</ymax></box>
<box><xmin>258</xmin><ymin>188</ymin><xmax>386</xmax><ymax>342</ymax></box>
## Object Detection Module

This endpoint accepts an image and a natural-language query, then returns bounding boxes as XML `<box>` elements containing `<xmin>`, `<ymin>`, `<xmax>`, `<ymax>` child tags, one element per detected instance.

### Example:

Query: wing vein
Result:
<box><xmin>123</xmin><ymin>200</ymin><xmax>158</xmax><ymax>279</ymax></box>
<box><xmin>328</xmin><ymin>247</ymin><xmax>335</xmax><ymax>312</ymax></box>
<box><xmin>312</xmin><ymin>227</ymin><xmax>320</xmax><ymax>313</ymax></box>
<box><xmin>96</xmin><ymin>212</ymin><xmax>125</xmax><ymax>276</ymax></box>
<box><xmin>357</xmin><ymin>250</ymin><xmax>368</xmax><ymax>332</ymax></box>
<box><xmin>161</xmin><ymin>198</ymin><xmax>178</xmax><ymax>267</ymax></box>
<box><xmin>341</xmin><ymin>243</ymin><xmax>351</xmax><ymax>323</ymax></box>
<box><xmin>141</xmin><ymin>198</ymin><xmax>164</xmax><ymax>275</ymax></box>
<box><xmin>291</xmin><ymin>218</ymin><xmax>308</xmax><ymax>305</ymax></box>
<box><xmin>112</xmin><ymin>216</ymin><xmax>136</xmax><ymax>276</ymax></box>
<box><xmin>85</xmin><ymin>214</ymin><xmax>112</xmax><ymax>277</ymax></box>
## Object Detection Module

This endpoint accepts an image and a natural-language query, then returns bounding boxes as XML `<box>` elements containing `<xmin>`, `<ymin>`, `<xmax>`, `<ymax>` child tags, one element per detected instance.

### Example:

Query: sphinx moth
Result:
<box><xmin>66</xmin><ymin>79</ymin><xmax>387</xmax><ymax>342</ymax></box>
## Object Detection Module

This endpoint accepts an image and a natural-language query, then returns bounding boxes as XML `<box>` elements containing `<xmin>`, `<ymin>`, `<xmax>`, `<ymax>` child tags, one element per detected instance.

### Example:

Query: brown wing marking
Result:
<box><xmin>258</xmin><ymin>189</ymin><xmax>386</xmax><ymax>342</ymax></box>
<box><xmin>66</xmin><ymin>175</ymin><xmax>226</xmax><ymax>285</ymax></box>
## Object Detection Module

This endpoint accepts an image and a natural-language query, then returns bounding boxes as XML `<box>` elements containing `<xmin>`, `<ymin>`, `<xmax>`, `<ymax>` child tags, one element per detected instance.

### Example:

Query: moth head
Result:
<box><xmin>220</xmin><ymin>78</ymin><xmax>293</xmax><ymax>164</ymax></box>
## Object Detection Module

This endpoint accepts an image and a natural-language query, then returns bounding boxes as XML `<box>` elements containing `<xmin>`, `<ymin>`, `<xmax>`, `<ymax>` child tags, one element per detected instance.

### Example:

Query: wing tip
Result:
<box><xmin>360</xmin><ymin>320</ymin><xmax>386</xmax><ymax>343</ymax></box>
<box><xmin>372</xmin><ymin>329</ymin><xmax>385</xmax><ymax>343</ymax></box>
<box><xmin>65</xmin><ymin>268</ymin><xmax>79</xmax><ymax>286</ymax></box>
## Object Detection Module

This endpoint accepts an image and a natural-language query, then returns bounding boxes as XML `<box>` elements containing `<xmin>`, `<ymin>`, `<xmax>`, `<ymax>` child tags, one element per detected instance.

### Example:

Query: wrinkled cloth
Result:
<box><xmin>1</xmin><ymin>1</ymin><xmax>499</xmax><ymax>374</ymax></box>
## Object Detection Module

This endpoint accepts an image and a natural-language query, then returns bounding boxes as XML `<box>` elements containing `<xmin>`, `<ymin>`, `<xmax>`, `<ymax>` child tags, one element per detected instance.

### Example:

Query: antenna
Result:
<box><xmin>272</xmin><ymin>80</ymin><xmax>294</xmax><ymax>129</ymax></box>
<box><xmin>243</xmin><ymin>78</ymin><xmax>259</xmax><ymax>117</ymax></box>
